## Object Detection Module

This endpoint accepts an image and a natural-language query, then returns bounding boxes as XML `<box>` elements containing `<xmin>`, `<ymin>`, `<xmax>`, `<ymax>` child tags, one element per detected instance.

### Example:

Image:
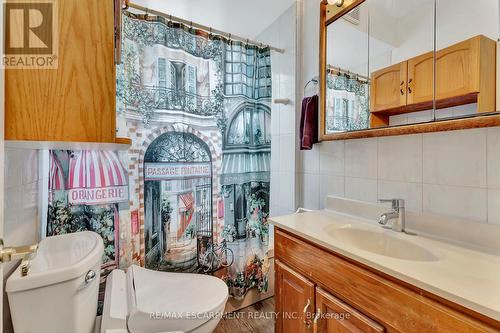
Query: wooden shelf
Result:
<box><xmin>370</xmin><ymin>93</ymin><xmax>480</xmax><ymax>127</ymax></box>
<box><xmin>5</xmin><ymin>139</ymin><xmax>131</xmax><ymax>151</ymax></box>
<box><xmin>320</xmin><ymin>113</ymin><xmax>500</xmax><ymax>141</ymax></box>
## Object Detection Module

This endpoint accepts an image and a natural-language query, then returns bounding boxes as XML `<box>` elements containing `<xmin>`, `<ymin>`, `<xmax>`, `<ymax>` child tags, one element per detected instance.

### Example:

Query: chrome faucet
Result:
<box><xmin>378</xmin><ymin>199</ymin><xmax>405</xmax><ymax>232</ymax></box>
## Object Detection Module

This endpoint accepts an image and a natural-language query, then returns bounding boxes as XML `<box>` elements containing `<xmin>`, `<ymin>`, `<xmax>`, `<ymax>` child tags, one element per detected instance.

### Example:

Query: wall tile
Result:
<box><xmin>279</xmin><ymin>134</ymin><xmax>295</xmax><ymax>172</ymax></box>
<box><xmin>5</xmin><ymin>148</ymin><xmax>24</xmax><ymax>189</ymax></box>
<box><xmin>488</xmin><ymin>189</ymin><xmax>500</xmax><ymax>225</ymax></box>
<box><xmin>271</xmin><ymin>135</ymin><xmax>280</xmax><ymax>172</ymax></box>
<box><xmin>298</xmin><ymin>147</ymin><xmax>320</xmax><ymax>174</ymax></box>
<box><xmin>378</xmin><ymin>134</ymin><xmax>422</xmax><ymax>183</ymax></box>
<box><xmin>319</xmin><ymin>141</ymin><xmax>344</xmax><ymax>176</ymax></box>
<box><xmin>279</xmin><ymin>103</ymin><xmax>295</xmax><ymax>135</ymax></box>
<box><xmin>423</xmin><ymin>129</ymin><xmax>487</xmax><ymax>188</ymax></box>
<box><xmin>423</xmin><ymin>184</ymin><xmax>487</xmax><ymax>222</ymax></box>
<box><xmin>319</xmin><ymin>175</ymin><xmax>345</xmax><ymax>208</ymax></box>
<box><xmin>301</xmin><ymin>173</ymin><xmax>320</xmax><ymax>210</ymax></box>
<box><xmin>487</xmin><ymin>127</ymin><xmax>500</xmax><ymax>189</ymax></box>
<box><xmin>378</xmin><ymin>180</ymin><xmax>423</xmax><ymax>213</ymax></box>
<box><xmin>345</xmin><ymin>177</ymin><xmax>378</xmax><ymax>203</ymax></box>
<box><xmin>278</xmin><ymin>171</ymin><xmax>295</xmax><ymax>212</ymax></box>
<box><xmin>407</xmin><ymin>110</ymin><xmax>434</xmax><ymax>124</ymax></box>
<box><xmin>345</xmin><ymin>138</ymin><xmax>378</xmax><ymax>179</ymax></box>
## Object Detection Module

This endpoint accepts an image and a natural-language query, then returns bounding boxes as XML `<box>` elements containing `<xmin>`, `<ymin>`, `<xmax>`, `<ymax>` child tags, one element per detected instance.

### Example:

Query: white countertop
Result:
<box><xmin>270</xmin><ymin>209</ymin><xmax>500</xmax><ymax>321</ymax></box>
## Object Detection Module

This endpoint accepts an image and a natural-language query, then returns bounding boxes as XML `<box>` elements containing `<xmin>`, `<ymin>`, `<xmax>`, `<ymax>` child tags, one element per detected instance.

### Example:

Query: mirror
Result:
<box><xmin>435</xmin><ymin>0</ymin><xmax>499</xmax><ymax>120</ymax></box>
<box><xmin>319</xmin><ymin>0</ymin><xmax>500</xmax><ymax>140</ymax></box>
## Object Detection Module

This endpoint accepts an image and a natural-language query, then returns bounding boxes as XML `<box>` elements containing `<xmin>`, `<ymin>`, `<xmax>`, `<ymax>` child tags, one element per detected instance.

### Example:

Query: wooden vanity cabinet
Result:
<box><xmin>274</xmin><ymin>228</ymin><xmax>500</xmax><ymax>333</ymax></box>
<box><xmin>275</xmin><ymin>260</ymin><xmax>315</xmax><ymax>333</ymax></box>
<box><xmin>5</xmin><ymin>0</ymin><xmax>125</xmax><ymax>143</ymax></box>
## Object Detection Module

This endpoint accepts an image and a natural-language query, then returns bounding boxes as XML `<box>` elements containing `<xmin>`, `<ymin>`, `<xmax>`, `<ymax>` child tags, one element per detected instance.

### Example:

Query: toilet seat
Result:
<box><xmin>101</xmin><ymin>265</ymin><xmax>229</xmax><ymax>333</ymax></box>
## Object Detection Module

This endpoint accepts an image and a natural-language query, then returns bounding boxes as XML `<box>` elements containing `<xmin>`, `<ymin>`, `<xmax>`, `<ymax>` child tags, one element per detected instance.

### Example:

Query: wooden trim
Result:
<box><xmin>115</xmin><ymin>137</ymin><xmax>132</xmax><ymax>145</ymax></box>
<box><xmin>320</xmin><ymin>113</ymin><xmax>500</xmax><ymax>141</ymax></box>
<box><xmin>275</xmin><ymin>228</ymin><xmax>500</xmax><ymax>330</ymax></box>
<box><xmin>325</xmin><ymin>0</ymin><xmax>366</xmax><ymax>25</ymax></box>
<box><xmin>319</xmin><ymin>0</ymin><xmax>367</xmax><ymax>142</ymax></box>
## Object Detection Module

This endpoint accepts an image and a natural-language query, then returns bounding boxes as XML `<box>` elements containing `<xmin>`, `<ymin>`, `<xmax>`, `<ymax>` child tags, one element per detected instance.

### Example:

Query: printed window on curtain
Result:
<box><xmin>326</xmin><ymin>73</ymin><xmax>370</xmax><ymax>133</ymax></box>
<box><xmin>118</xmin><ymin>11</ymin><xmax>273</xmax><ymax>300</ymax></box>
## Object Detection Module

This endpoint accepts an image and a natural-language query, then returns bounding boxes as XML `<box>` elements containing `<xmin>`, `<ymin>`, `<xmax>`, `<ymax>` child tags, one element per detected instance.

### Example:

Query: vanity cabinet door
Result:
<box><xmin>370</xmin><ymin>62</ymin><xmax>408</xmax><ymax>112</ymax></box>
<box><xmin>275</xmin><ymin>260</ymin><xmax>315</xmax><ymax>333</ymax></box>
<box><xmin>407</xmin><ymin>51</ymin><xmax>435</xmax><ymax>106</ymax></box>
<box><xmin>314</xmin><ymin>288</ymin><xmax>385</xmax><ymax>333</ymax></box>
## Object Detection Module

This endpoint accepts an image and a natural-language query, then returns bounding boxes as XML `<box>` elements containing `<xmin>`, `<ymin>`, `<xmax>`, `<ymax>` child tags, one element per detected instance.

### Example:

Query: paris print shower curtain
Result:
<box><xmin>117</xmin><ymin>12</ymin><xmax>272</xmax><ymax>298</ymax></box>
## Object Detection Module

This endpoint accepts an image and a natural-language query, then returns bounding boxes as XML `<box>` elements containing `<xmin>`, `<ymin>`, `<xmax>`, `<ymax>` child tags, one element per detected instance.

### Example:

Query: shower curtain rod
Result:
<box><xmin>126</xmin><ymin>2</ymin><xmax>286</xmax><ymax>54</ymax></box>
<box><xmin>327</xmin><ymin>65</ymin><xmax>370</xmax><ymax>82</ymax></box>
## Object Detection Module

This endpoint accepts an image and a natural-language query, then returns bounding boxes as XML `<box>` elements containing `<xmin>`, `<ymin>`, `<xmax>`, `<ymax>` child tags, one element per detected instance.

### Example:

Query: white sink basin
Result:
<box><xmin>325</xmin><ymin>225</ymin><xmax>439</xmax><ymax>262</ymax></box>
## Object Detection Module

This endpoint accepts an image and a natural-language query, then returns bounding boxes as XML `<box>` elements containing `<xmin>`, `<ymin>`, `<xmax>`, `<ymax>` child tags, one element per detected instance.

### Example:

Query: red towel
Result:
<box><xmin>300</xmin><ymin>95</ymin><xmax>319</xmax><ymax>150</ymax></box>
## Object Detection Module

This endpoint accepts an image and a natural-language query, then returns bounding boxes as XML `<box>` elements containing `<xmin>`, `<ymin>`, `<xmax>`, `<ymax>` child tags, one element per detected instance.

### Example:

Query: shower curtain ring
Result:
<box><xmin>144</xmin><ymin>8</ymin><xmax>149</xmax><ymax>19</ymax></box>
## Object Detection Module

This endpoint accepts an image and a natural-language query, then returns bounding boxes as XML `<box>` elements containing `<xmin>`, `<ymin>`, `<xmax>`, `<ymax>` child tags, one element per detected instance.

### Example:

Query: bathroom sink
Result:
<box><xmin>325</xmin><ymin>226</ymin><xmax>439</xmax><ymax>262</ymax></box>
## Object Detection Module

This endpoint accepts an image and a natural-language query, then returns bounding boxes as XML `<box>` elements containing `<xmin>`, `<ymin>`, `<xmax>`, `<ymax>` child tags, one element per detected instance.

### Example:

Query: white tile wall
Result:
<box><xmin>345</xmin><ymin>138</ymin><xmax>378</xmax><ymax>179</ymax></box>
<box><xmin>4</xmin><ymin>148</ymin><xmax>40</xmax><ymax>248</ymax></box>
<box><xmin>423</xmin><ymin>129</ymin><xmax>487</xmax><ymax>188</ymax></box>
<box><xmin>378</xmin><ymin>134</ymin><xmax>422</xmax><ymax>183</ymax></box>
<box><xmin>257</xmin><ymin>4</ymin><xmax>298</xmax><ymax>217</ymax></box>
<box><xmin>298</xmin><ymin>127</ymin><xmax>500</xmax><ymax>225</ymax></box>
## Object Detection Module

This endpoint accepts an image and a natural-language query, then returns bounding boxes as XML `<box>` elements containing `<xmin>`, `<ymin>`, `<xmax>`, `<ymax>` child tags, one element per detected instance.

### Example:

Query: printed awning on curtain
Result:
<box><xmin>49</xmin><ymin>151</ymin><xmax>65</xmax><ymax>191</ymax></box>
<box><xmin>67</xmin><ymin>151</ymin><xmax>129</xmax><ymax>205</ymax></box>
<box><xmin>179</xmin><ymin>192</ymin><xmax>194</xmax><ymax>210</ymax></box>
<box><xmin>220</xmin><ymin>152</ymin><xmax>271</xmax><ymax>185</ymax></box>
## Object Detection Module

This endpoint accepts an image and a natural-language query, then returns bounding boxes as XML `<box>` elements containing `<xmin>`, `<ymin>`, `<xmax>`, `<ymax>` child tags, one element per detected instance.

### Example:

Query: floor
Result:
<box><xmin>214</xmin><ymin>297</ymin><xmax>275</xmax><ymax>333</ymax></box>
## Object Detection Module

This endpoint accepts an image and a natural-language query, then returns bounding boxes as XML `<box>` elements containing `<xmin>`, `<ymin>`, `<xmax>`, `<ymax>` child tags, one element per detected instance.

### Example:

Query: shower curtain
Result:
<box><xmin>325</xmin><ymin>73</ymin><xmax>369</xmax><ymax>133</ymax></box>
<box><xmin>117</xmin><ymin>12</ymin><xmax>272</xmax><ymax>299</ymax></box>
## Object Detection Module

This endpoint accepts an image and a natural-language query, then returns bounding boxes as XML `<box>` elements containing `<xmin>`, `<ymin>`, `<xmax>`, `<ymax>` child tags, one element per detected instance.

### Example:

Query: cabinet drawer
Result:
<box><xmin>275</xmin><ymin>229</ymin><xmax>499</xmax><ymax>333</ymax></box>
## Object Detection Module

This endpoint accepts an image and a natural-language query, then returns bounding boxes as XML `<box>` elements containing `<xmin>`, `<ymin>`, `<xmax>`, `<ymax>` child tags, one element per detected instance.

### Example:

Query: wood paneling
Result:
<box><xmin>275</xmin><ymin>260</ymin><xmax>315</xmax><ymax>333</ymax></box>
<box><xmin>5</xmin><ymin>0</ymin><xmax>116</xmax><ymax>142</ymax></box>
<box><xmin>275</xmin><ymin>229</ymin><xmax>500</xmax><ymax>333</ymax></box>
<box><xmin>316</xmin><ymin>288</ymin><xmax>384</xmax><ymax>333</ymax></box>
<box><xmin>214</xmin><ymin>298</ymin><xmax>275</xmax><ymax>333</ymax></box>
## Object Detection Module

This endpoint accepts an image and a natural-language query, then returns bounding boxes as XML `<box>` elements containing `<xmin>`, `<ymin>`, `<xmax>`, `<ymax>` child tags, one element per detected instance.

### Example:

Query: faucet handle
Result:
<box><xmin>379</xmin><ymin>199</ymin><xmax>405</xmax><ymax>209</ymax></box>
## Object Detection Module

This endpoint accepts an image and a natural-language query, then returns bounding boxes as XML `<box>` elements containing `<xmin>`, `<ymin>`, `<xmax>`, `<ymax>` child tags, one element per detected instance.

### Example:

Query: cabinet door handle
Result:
<box><xmin>408</xmin><ymin>78</ymin><xmax>413</xmax><ymax>94</ymax></box>
<box><xmin>303</xmin><ymin>299</ymin><xmax>311</xmax><ymax>326</ymax></box>
<box><xmin>313</xmin><ymin>309</ymin><xmax>321</xmax><ymax>333</ymax></box>
<box><xmin>400</xmin><ymin>81</ymin><xmax>405</xmax><ymax>95</ymax></box>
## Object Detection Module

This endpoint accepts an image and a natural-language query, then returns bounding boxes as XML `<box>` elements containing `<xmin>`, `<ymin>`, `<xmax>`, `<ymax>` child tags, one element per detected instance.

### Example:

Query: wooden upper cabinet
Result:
<box><xmin>315</xmin><ymin>288</ymin><xmax>385</xmax><ymax>333</ymax></box>
<box><xmin>435</xmin><ymin>35</ymin><xmax>496</xmax><ymax>113</ymax></box>
<box><xmin>370</xmin><ymin>62</ymin><xmax>407</xmax><ymax>112</ymax></box>
<box><xmin>275</xmin><ymin>260</ymin><xmax>315</xmax><ymax>333</ymax></box>
<box><xmin>407</xmin><ymin>51</ymin><xmax>435</xmax><ymax>105</ymax></box>
<box><xmin>5</xmin><ymin>0</ymin><xmax>117</xmax><ymax>142</ymax></box>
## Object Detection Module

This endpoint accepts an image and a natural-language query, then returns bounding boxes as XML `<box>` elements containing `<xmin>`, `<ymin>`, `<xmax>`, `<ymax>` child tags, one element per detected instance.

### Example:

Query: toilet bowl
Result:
<box><xmin>101</xmin><ymin>265</ymin><xmax>228</xmax><ymax>333</ymax></box>
<box><xmin>6</xmin><ymin>232</ymin><xmax>229</xmax><ymax>333</ymax></box>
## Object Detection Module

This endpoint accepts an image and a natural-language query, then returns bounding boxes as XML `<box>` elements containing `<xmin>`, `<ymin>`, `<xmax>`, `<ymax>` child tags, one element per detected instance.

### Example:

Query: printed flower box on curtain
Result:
<box><xmin>46</xmin><ymin>150</ymin><xmax>129</xmax><ymax>312</ymax></box>
<box><xmin>117</xmin><ymin>10</ymin><xmax>272</xmax><ymax>302</ymax></box>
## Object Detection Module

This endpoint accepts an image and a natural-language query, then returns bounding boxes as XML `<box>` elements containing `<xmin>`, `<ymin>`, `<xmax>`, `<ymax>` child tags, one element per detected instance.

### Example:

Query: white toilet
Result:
<box><xmin>6</xmin><ymin>231</ymin><xmax>229</xmax><ymax>333</ymax></box>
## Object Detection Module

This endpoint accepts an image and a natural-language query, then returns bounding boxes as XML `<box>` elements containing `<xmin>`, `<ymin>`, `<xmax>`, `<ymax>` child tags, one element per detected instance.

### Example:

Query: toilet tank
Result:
<box><xmin>6</xmin><ymin>231</ymin><xmax>104</xmax><ymax>333</ymax></box>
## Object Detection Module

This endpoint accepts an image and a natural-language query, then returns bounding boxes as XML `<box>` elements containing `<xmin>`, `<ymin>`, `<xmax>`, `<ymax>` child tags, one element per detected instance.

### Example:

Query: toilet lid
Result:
<box><xmin>130</xmin><ymin>265</ymin><xmax>229</xmax><ymax>317</ymax></box>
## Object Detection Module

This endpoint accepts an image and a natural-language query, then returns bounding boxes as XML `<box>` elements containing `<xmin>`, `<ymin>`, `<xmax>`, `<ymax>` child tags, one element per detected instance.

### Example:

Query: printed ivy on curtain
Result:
<box><xmin>117</xmin><ymin>12</ymin><xmax>272</xmax><ymax>299</ymax></box>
